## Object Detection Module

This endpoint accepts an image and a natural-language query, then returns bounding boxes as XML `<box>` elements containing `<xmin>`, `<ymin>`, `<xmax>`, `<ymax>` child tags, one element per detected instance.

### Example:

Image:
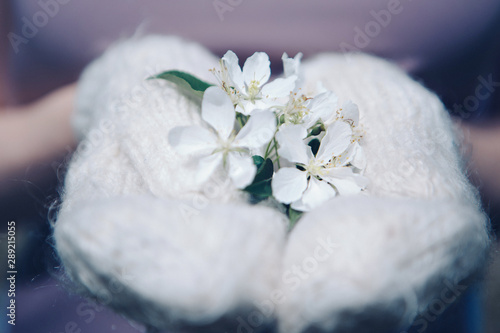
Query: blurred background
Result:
<box><xmin>1</xmin><ymin>1</ymin><xmax>500</xmax><ymax>332</ymax></box>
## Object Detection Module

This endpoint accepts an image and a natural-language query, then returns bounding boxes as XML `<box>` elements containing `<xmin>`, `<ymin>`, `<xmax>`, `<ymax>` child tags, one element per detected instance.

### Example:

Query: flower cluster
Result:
<box><xmin>166</xmin><ymin>51</ymin><xmax>368</xmax><ymax>219</ymax></box>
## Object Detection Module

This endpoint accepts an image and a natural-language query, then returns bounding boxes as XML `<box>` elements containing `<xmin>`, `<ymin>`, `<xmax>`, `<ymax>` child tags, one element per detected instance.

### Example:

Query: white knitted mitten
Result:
<box><xmin>53</xmin><ymin>36</ymin><xmax>490</xmax><ymax>333</ymax></box>
<box><xmin>274</xmin><ymin>53</ymin><xmax>490</xmax><ymax>333</ymax></box>
<box><xmin>55</xmin><ymin>36</ymin><xmax>288</xmax><ymax>332</ymax></box>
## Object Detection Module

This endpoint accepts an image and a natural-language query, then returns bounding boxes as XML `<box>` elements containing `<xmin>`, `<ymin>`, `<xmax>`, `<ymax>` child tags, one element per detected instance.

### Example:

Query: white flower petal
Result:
<box><xmin>242</xmin><ymin>52</ymin><xmax>271</xmax><ymax>86</ymax></box>
<box><xmin>195</xmin><ymin>153</ymin><xmax>223</xmax><ymax>184</ymax></box>
<box><xmin>201</xmin><ymin>86</ymin><xmax>235</xmax><ymax>140</ymax></box>
<box><xmin>253</xmin><ymin>99</ymin><xmax>273</xmax><ymax>110</ymax></box>
<box><xmin>276</xmin><ymin>125</ymin><xmax>311</xmax><ymax>164</ymax></box>
<box><xmin>306</xmin><ymin>91</ymin><xmax>338</xmax><ymax>125</ymax></box>
<box><xmin>290</xmin><ymin>199</ymin><xmax>307</xmax><ymax>212</ymax></box>
<box><xmin>168</xmin><ymin>126</ymin><xmax>217</xmax><ymax>155</ymax></box>
<box><xmin>237</xmin><ymin>99</ymin><xmax>267</xmax><ymax>116</ymax></box>
<box><xmin>334</xmin><ymin>143</ymin><xmax>356</xmax><ymax>167</ymax></box>
<box><xmin>271</xmin><ymin>168</ymin><xmax>308</xmax><ymax>204</ymax></box>
<box><xmin>341</xmin><ymin>101</ymin><xmax>359</xmax><ymax>126</ymax></box>
<box><xmin>322</xmin><ymin>167</ymin><xmax>369</xmax><ymax>195</ymax></box>
<box><xmin>316</xmin><ymin>121</ymin><xmax>352</xmax><ymax>162</ymax></box>
<box><xmin>329</xmin><ymin>178</ymin><xmax>363</xmax><ymax>195</ymax></box>
<box><xmin>291</xmin><ymin>177</ymin><xmax>336</xmax><ymax>212</ymax></box>
<box><xmin>282</xmin><ymin>52</ymin><xmax>302</xmax><ymax>78</ymax></box>
<box><xmin>235</xmin><ymin>102</ymin><xmax>251</xmax><ymax>116</ymax></box>
<box><xmin>332</xmin><ymin>142</ymin><xmax>365</xmax><ymax>169</ymax></box>
<box><xmin>222</xmin><ymin>50</ymin><xmax>244</xmax><ymax>90</ymax></box>
<box><xmin>351</xmin><ymin>142</ymin><xmax>367</xmax><ymax>170</ymax></box>
<box><xmin>234</xmin><ymin>110</ymin><xmax>276</xmax><ymax>149</ymax></box>
<box><xmin>316</xmin><ymin>81</ymin><xmax>328</xmax><ymax>94</ymax></box>
<box><xmin>227</xmin><ymin>153</ymin><xmax>256</xmax><ymax>189</ymax></box>
<box><xmin>323</xmin><ymin>165</ymin><xmax>359</xmax><ymax>181</ymax></box>
<box><xmin>301</xmin><ymin>116</ymin><xmax>320</xmax><ymax>131</ymax></box>
<box><xmin>261</xmin><ymin>76</ymin><xmax>297</xmax><ymax>99</ymax></box>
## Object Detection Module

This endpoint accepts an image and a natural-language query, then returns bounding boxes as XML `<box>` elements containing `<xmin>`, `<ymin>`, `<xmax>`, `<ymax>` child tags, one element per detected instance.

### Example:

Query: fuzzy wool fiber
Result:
<box><xmin>53</xmin><ymin>35</ymin><xmax>490</xmax><ymax>333</ymax></box>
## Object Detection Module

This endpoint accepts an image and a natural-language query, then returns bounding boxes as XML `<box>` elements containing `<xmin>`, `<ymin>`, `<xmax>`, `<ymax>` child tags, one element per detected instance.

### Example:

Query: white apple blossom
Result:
<box><xmin>321</xmin><ymin>100</ymin><xmax>366</xmax><ymax>169</ymax></box>
<box><xmin>272</xmin><ymin>122</ymin><xmax>368</xmax><ymax>211</ymax></box>
<box><xmin>214</xmin><ymin>51</ymin><xmax>298</xmax><ymax>115</ymax></box>
<box><xmin>276</xmin><ymin>90</ymin><xmax>338</xmax><ymax>128</ymax></box>
<box><xmin>169</xmin><ymin>86</ymin><xmax>276</xmax><ymax>189</ymax></box>
<box><xmin>324</xmin><ymin>100</ymin><xmax>365</xmax><ymax>141</ymax></box>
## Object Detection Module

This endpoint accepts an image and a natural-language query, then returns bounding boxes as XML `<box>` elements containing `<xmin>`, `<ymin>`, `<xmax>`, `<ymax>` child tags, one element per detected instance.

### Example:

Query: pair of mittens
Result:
<box><xmin>54</xmin><ymin>35</ymin><xmax>490</xmax><ymax>333</ymax></box>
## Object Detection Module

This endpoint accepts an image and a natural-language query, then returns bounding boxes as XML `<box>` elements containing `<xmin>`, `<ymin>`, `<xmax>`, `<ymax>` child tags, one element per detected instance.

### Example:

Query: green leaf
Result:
<box><xmin>252</xmin><ymin>155</ymin><xmax>265</xmax><ymax>167</ymax></box>
<box><xmin>236</xmin><ymin>113</ymin><xmax>250</xmax><ymax>129</ymax></box>
<box><xmin>309</xmin><ymin>125</ymin><xmax>324</xmax><ymax>137</ymax></box>
<box><xmin>288</xmin><ymin>207</ymin><xmax>304</xmax><ymax>229</ymax></box>
<box><xmin>149</xmin><ymin>70</ymin><xmax>213</xmax><ymax>101</ymax></box>
<box><xmin>243</xmin><ymin>156</ymin><xmax>274</xmax><ymax>203</ymax></box>
<box><xmin>308</xmin><ymin>138</ymin><xmax>320</xmax><ymax>156</ymax></box>
<box><xmin>252</xmin><ymin>156</ymin><xmax>274</xmax><ymax>183</ymax></box>
<box><xmin>244</xmin><ymin>180</ymin><xmax>273</xmax><ymax>198</ymax></box>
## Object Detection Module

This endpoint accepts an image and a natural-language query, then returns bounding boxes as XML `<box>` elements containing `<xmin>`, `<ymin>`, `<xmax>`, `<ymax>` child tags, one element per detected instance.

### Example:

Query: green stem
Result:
<box><xmin>264</xmin><ymin>137</ymin><xmax>274</xmax><ymax>159</ymax></box>
<box><xmin>273</xmin><ymin>137</ymin><xmax>280</xmax><ymax>168</ymax></box>
<box><xmin>236</xmin><ymin>114</ymin><xmax>244</xmax><ymax>129</ymax></box>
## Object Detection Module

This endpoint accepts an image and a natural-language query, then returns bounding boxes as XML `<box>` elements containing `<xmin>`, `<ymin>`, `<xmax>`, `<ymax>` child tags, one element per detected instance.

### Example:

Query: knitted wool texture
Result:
<box><xmin>53</xmin><ymin>35</ymin><xmax>490</xmax><ymax>333</ymax></box>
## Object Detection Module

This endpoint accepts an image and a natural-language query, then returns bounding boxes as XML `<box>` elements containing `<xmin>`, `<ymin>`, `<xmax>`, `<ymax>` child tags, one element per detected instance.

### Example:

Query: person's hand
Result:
<box><xmin>460</xmin><ymin>121</ymin><xmax>500</xmax><ymax>205</ymax></box>
<box><xmin>0</xmin><ymin>84</ymin><xmax>77</xmax><ymax>181</ymax></box>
